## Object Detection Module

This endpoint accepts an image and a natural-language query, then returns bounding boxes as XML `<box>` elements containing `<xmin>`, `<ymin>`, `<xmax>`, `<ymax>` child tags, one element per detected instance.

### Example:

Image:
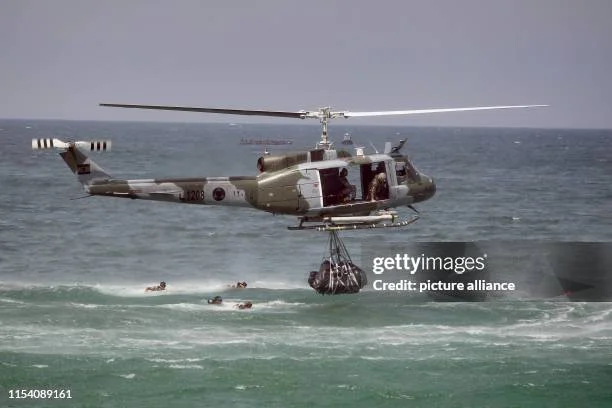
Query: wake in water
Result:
<box><xmin>0</xmin><ymin>279</ymin><xmax>311</xmax><ymax>302</ymax></box>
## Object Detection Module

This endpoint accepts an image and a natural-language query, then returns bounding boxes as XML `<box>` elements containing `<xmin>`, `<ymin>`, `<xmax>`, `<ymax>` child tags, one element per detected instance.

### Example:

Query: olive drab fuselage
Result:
<box><xmin>35</xmin><ymin>103</ymin><xmax>548</xmax><ymax>228</ymax></box>
<box><xmin>67</xmin><ymin>144</ymin><xmax>436</xmax><ymax>218</ymax></box>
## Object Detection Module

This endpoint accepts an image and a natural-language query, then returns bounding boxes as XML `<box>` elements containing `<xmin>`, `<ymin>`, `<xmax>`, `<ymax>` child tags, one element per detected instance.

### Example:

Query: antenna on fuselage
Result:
<box><xmin>369</xmin><ymin>141</ymin><xmax>379</xmax><ymax>154</ymax></box>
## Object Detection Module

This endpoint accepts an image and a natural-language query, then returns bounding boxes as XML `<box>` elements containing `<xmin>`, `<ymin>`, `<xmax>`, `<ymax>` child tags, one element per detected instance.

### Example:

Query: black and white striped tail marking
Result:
<box><xmin>31</xmin><ymin>138</ymin><xmax>56</xmax><ymax>149</ymax></box>
<box><xmin>89</xmin><ymin>141</ymin><xmax>110</xmax><ymax>151</ymax></box>
<box><xmin>31</xmin><ymin>138</ymin><xmax>111</xmax><ymax>151</ymax></box>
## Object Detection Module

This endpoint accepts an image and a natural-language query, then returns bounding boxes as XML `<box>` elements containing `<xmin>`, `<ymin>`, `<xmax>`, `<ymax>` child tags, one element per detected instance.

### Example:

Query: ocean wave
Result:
<box><xmin>168</xmin><ymin>364</ymin><xmax>204</xmax><ymax>370</ymax></box>
<box><xmin>118</xmin><ymin>373</ymin><xmax>136</xmax><ymax>379</ymax></box>
<box><xmin>0</xmin><ymin>281</ymin><xmax>310</xmax><ymax>304</ymax></box>
<box><xmin>147</xmin><ymin>357</ymin><xmax>203</xmax><ymax>363</ymax></box>
<box><xmin>0</xmin><ymin>297</ymin><xmax>26</xmax><ymax>305</ymax></box>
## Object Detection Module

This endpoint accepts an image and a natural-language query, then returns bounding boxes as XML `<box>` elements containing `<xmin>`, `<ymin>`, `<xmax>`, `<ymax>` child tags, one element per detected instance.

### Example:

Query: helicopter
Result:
<box><xmin>32</xmin><ymin>103</ymin><xmax>546</xmax><ymax>231</ymax></box>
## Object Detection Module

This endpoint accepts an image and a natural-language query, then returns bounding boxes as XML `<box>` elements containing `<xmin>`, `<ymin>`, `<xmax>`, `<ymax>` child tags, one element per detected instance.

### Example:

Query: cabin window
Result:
<box><xmin>310</xmin><ymin>149</ymin><xmax>324</xmax><ymax>162</ymax></box>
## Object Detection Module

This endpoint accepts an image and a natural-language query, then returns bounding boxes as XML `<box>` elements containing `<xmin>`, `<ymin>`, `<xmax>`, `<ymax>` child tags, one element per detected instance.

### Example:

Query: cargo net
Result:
<box><xmin>308</xmin><ymin>231</ymin><xmax>368</xmax><ymax>295</ymax></box>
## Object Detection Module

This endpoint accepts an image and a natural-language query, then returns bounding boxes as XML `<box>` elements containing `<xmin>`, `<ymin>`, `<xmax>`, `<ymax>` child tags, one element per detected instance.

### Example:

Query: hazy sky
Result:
<box><xmin>2</xmin><ymin>0</ymin><xmax>611</xmax><ymax>128</ymax></box>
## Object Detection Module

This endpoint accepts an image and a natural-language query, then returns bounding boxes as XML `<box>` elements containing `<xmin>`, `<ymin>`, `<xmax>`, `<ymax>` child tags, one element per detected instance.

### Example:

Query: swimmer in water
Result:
<box><xmin>235</xmin><ymin>301</ymin><xmax>253</xmax><ymax>310</ymax></box>
<box><xmin>207</xmin><ymin>296</ymin><xmax>223</xmax><ymax>305</ymax></box>
<box><xmin>145</xmin><ymin>281</ymin><xmax>166</xmax><ymax>292</ymax></box>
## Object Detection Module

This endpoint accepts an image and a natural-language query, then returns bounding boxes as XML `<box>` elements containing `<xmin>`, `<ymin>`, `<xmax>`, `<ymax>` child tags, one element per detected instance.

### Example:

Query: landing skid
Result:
<box><xmin>289</xmin><ymin>212</ymin><xmax>419</xmax><ymax>231</ymax></box>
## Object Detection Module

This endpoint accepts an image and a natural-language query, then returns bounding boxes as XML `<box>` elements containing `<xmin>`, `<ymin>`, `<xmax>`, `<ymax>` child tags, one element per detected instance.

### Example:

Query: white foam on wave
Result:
<box><xmin>0</xmin><ymin>297</ymin><xmax>25</xmax><ymax>305</ymax></box>
<box><xmin>158</xmin><ymin>302</ymin><xmax>236</xmax><ymax>312</ymax></box>
<box><xmin>118</xmin><ymin>373</ymin><xmax>135</xmax><ymax>379</ymax></box>
<box><xmin>154</xmin><ymin>299</ymin><xmax>308</xmax><ymax>313</ymax></box>
<box><xmin>0</xmin><ymin>281</ymin><xmax>231</xmax><ymax>298</ymax></box>
<box><xmin>147</xmin><ymin>357</ymin><xmax>203</xmax><ymax>363</ymax></box>
<box><xmin>1</xmin><ymin>282</ymin><xmax>150</xmax><ymax>299</ymax></box>
<box><xmin>248</xmin><ymin>299</ymin><xmax>307</xmax><ymax>310</ymax></box>
<box><xmin>583</xmin><ymin>305</ymin><xmax>612</xmax><ymax>323</ymax></box>
<box><xmin>0</xmin><ymin>282</ymin><xmax>82</xmax><ymax>292</ymax></box>
<box><xmin>168</xmin><ymin>364</ymin><xmax>203</xmax><ymax>370</ymax></box>
<box><xmin>69</xmin><ymin>302</ymin><xmax>103</xmax><ymax>309</ymax></box>
<box><xmin>241</xmin><ymin>280</ymin><xmax>308</xmax><ymax>290</ymax></box>
<box><xmin>93</xmin><ymin>283</ymin><xmax>178</xmax><ymax>297</ymax></box>
<box><xmin>1</xmin><ymin>279</ymin><xmax>309</xmax><ymax>300</ymax></box>
<box><xmin>234</xmin><ymin>384</ymin><xmax>263</xmax><ymax>390</ymax></box>
<box><xmin>275</xmin><ymin>314</ymin><xmax>608</xmax><ymax>349</ymax></box>
<box><xmin>93</xmin><ymin>279</ymin><xmax>307</xmax><ymax>297</ymax></box>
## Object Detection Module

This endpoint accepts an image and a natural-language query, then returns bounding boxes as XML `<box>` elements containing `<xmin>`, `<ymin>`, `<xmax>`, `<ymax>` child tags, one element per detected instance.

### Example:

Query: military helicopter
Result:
<box><xmin>32</xmin><ymin>103</ymin><xmax>546</xmax><ymax>231</ymax></box>
<box><xmin>33</xmin><ymin>102</ymin><xmax>546</xmax><ymax>294</ymax></box>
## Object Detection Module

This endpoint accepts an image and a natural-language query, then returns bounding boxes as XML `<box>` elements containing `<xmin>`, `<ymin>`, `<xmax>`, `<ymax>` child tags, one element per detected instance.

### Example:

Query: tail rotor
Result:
<box><xmin>32</xmin><ymin>138</ymin><xmax>111</xmax><ymax>151</ymax></box>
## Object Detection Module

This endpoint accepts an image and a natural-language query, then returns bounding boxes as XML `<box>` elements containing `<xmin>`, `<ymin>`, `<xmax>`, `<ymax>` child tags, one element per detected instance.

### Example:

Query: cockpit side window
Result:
<box><xmin>395</xmin><ymin>162</ymin><xmax>407</xmax><ymax>179</ymax></box>
<box><xmin>395</xmin><ymin>156</ymin><xmax>419</xmax><ymax>183</ymax></box>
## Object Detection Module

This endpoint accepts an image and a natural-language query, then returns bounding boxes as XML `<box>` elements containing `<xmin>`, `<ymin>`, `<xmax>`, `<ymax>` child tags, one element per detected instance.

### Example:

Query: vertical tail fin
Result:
<box><xmin>33</xmin><ymin>138</ymin><xmax>112</xmax><ymax>186</ymax></box>
<box><xmin>60</xmin><ymin>145</ymin><xmax>111</xmax><ymax>185</ymax></box>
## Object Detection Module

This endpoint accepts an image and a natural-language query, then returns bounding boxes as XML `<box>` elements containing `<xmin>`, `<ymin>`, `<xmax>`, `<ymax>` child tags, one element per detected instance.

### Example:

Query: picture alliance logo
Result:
<box><xmin>372</xmin><ymin>253</ymin><xmax>488</xmax><ymax>275</ymax></box>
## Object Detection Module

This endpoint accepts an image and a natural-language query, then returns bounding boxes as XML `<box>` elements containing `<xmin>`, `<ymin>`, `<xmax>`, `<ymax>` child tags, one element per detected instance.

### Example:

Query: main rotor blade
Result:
<box><xmin>342</xmin><ymin>104</ymin><xmax>548</xmax><ymax>118</ymax></box>
<box><xmin>100</xmin><ymin>103</ymin><xmax>307</xmax><ymax>119</ymax></box>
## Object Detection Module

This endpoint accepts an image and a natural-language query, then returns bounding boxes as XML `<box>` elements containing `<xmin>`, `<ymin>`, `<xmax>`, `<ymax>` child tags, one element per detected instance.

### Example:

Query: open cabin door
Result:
<box><xmin>318</xmin><ymin>167</ymin><xmax>360</xmax><ymax>207</ymax></box>
<box><xmin>359</xmin><ymin>160</ymin><xmax>393</xmax><ymax>201</ymax></box>
<box><xmin>317</xmin><ymin>161</ymin><xmax>399</xmax><ymax>207</ymax></box>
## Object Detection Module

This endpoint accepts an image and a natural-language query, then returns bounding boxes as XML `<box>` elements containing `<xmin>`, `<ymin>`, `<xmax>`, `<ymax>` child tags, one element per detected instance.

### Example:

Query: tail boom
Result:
<box><xmin>34</xmin><ymin>138</ymin><xmax>259</xmax><ymax>211</ymax></box>
<box><xmin>86</xmin><ymin>177</ymin><xmax>259</xmax><ymax>208</ymax></box>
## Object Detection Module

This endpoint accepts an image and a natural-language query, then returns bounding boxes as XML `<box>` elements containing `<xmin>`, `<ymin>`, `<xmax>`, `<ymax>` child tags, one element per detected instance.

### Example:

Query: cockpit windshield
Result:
<box><xmin>395</xmin><ymin>158</ymin><xmax>419</xmax><ymax>183</ymax></box>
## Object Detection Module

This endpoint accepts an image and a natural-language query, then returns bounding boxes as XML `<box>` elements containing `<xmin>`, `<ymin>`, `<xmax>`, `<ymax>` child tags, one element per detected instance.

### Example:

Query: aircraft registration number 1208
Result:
<box><xmin>182</xmin><ymin>190</ymin><xmax>205</xmax><ymax>201</ymax></box>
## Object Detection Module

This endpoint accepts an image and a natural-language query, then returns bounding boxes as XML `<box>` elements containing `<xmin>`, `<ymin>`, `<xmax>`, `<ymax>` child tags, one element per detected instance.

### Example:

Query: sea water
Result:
<box><xmin>1</xmin><ymin>120</ymin><xmax>611</xmax><ymax>407</ymax></box>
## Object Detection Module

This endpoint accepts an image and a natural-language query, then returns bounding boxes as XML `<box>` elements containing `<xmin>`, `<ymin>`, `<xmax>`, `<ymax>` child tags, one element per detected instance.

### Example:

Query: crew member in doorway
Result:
<box><xmin>368</xmin><ymin>163</ymin><xmax>388</xmax><ymax>201</ymax></box>
<box><xmin>339</xmin><ymin>168</ymin><xmax>354</xmax><ymax>202</ymax></box>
